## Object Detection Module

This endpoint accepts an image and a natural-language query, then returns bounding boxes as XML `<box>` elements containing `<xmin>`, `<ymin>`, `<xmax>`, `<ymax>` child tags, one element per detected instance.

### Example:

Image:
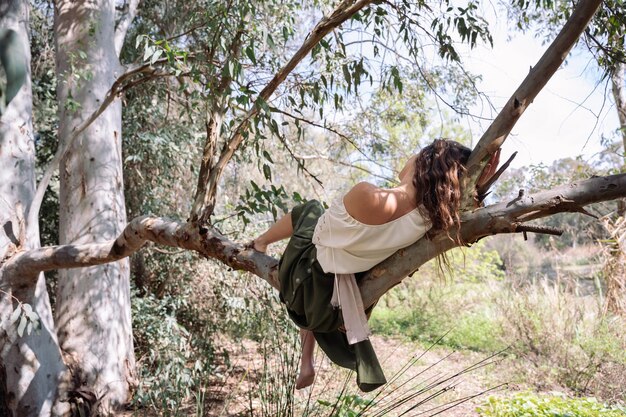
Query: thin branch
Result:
<box><xmin>276</xmin><ymin>134</ymin><xmax>324</xmax><ymax>187</ymax></box>
<box><xmin>165</xmin><ymin>23</ymin><xmax>207</xmax><ymax>43</ymax></box>
<box><xmin>477</xmin><ymin>151</ymin><xmax>517</xmax><ymax>202</ymax></box>
<box><xmin>516</xmin><ymin>224</ymin><xmax>563</xmax><ymax>236</ymax></box>
<box><xmin>189</xmin><ymin>25</ymin><xmax>246</xmax><ymax>221</ymax></box>
<box><xmin>294</xmin><ymin>153</ymin><xmax>396</xmax><ymax>183</ymax></box>
<box><xmin>114</xmin><ymin>0</ymin><xmax>141</xmax><ymax>56</ymax></box>
<box><xmin>271</xmin><ymin>107</ymin><xmax>392</xmax><ymax>173</ymax></box>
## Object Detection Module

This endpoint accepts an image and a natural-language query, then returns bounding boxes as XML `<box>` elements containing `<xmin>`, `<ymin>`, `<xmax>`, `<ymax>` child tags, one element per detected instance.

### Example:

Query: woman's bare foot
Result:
<box><xmin>252</xmin><ymin>239</ymin><xmax>267</xmax><ymax>253</ymax></box>
<box><xmin>295</xmin><ymin>366</ymin><xmax>315</xmax><ymax>389</ymax></box>
<box><xmin>296</xmin><ymin>329</ymin><xmax>316</xmax><ymax>389</ymax></box>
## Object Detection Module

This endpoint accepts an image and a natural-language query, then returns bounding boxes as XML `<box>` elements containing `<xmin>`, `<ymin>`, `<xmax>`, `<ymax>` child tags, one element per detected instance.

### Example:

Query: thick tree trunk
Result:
<box><xmin>54</xmin><ymin>0</ymin><xmax>135</xmax><ymax>412</ymax></box>
<box><xmin>0</xmin><ymin>1</ymin><xmax>68</xmax><ymax>416</ymax></box>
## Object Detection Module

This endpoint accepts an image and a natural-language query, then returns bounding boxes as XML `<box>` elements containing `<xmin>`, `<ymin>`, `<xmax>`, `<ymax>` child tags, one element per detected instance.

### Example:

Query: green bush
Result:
<box><xmin>131</xmin><ymin>288</ymin><xmax>214</xmax><ymax>415</ymax></box>
<box><xmin>370</xmin><ymin>243</ymin><xmax>507</xmax><ymax>353</ymax></box>
<box><xmin>496</xmin><ymin>280</ymin><xmax>626</xmax><ymax>398</ymax></box>
<box><xmin>317</xmin><ymin>394</ymin><xmax>375</xmax><ymax>417</ymax></box>
<box><xmin>446</xmin><ymin>242</ymin><xmax>505</xmax><ymax>282</ymax></box>
<box><xmin>477</xmin><ymin>393</ymin><xmax>626</xmax><ymax>417</ymax></box>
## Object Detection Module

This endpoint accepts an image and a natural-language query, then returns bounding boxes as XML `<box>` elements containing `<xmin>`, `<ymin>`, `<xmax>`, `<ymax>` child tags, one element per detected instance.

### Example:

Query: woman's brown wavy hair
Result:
<box><xmin>413</xmin><ymin>139</ymin><xmax>471</xmax><ymax>241</ymax></box>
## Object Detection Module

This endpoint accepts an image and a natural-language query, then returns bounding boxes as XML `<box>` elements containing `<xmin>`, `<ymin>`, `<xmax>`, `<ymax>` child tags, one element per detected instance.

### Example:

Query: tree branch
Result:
<box><xmin>189</xmin><ymin>26</ymin><xmax>245</xmax><ymax>222</ymax></box>
<box><xmin>3</xmin><ymin>216</ymin><xmax>279</xmax><ymax>290</ymax></box>
<box><xmin>114</xmin><ymin>0</ymin><xmax>141</xmax><ymax>56</ymax></box>
<box><xmin>516</xmin><ymin>225</ymin><xmax>563</xmax><ymax>236</ymax></box>
<box><xmin>461</xmin><ymin>0</ymin><xmax>603</xmax><ymax>207</ymax></box>
<box><xmin>477</xmin><ymin>151</ymin><xmax>517</xmax><ymax>202</ymax></box>
<box><xmin>5</xmin><ymin>174</ymin><xmax>625</xmax><ymax>309</ymax></box>
<box><xmin>359</xmin><ymin>173</ymin><xmax>626</xmax><ymax>307</ymax></box>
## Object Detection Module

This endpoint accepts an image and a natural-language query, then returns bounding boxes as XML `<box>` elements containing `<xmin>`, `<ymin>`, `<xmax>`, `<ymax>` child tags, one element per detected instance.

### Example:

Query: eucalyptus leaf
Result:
<box><xmin>17</xmin><ymin>315</ymin><xmax>27</xmax><ymax>337</ymax></box>
<box><xmin>10</xmin><ymin>306</ymin><xmax>21</xmax><ymax>324</ymax></box>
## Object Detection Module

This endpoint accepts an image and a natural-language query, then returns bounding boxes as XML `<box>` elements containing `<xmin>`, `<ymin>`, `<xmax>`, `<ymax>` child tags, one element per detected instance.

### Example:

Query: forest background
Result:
<box><xmin>1</xmin><ymin>0</ymin><xmax>626</xmax><ymax>415</ymax></box>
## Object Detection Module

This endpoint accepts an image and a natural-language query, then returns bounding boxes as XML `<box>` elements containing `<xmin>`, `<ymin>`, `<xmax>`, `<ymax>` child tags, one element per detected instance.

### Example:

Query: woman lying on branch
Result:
<box><xmin>249</xmin><ymin>139</ymin><xmax>500</xmax><ymax>392</ymax></box>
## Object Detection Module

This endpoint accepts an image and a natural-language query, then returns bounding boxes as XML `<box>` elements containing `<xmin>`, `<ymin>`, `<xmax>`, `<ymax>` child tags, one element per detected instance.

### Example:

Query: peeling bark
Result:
<box><xmin>0</xmin><ymin>2</ymin><xmax>68</xmax><ymax>416</ymax></box>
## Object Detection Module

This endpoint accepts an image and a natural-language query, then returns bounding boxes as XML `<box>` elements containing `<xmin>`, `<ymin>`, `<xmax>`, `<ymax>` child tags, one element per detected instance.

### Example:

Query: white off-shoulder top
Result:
<box><xmin>312</xmin><ymin>197</ymin><xmax>431</xmax><ymax>274</ymax></box>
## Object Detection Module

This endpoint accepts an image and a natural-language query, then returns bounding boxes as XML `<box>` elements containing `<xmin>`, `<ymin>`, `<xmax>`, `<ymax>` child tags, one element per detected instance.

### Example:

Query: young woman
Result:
<box><xmin>250</xmin><ymin>139</ymin><xmax>500</xmax><ymax>391</ymax></box>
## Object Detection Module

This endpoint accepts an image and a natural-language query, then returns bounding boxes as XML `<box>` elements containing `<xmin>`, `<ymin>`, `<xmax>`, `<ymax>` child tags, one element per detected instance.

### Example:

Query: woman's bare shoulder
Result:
<box><xmin>343</xmin><ymin>182</ymin><xmax>391</xmax><ymax>224</ymax></box>
<box><xmin>344</xmin><ymin>182</ymin><xmax>379</xmax><ymax>204</ymax></box>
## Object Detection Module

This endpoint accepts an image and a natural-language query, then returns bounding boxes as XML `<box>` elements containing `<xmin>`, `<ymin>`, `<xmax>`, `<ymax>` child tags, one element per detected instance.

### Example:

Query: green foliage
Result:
<box><xmin>318</xmin><ymin>394</ymin><xmax>375</xmax><ymax>417</ymax></box>
<box><xmin>371</xmin><ymin>299</ymin><xmax>506</xmax><ymax>352</ymax></box>
<box><xmin>448</xmin><ymin>243</ymin><xmax>505</xmax><ymax>282</ymax></box>
<box><xmin>135</xmin><ymin>34</ymin><xmax>189</xmax><ymax>71</ymax></box>
<box><xmin>477</xmin><ymin>393</ymin><xmax>626</xmax><ymax>417</ymax></box>
<box><xmin>370</xmin><ymin>243</ymin><xmax>508</xmax><ymax>352</ymax></box>
<box><xmin>121</xmin><ymin>0</ymin><xmax>493</xmax><ymax>206</ymax></box>
<box><xmin>343</xmin><ymin>71</ymin><xmax>476</xmax><ymax>185</ymax></box>
<box><xmin>131</xmin><ymin>288</ymin><xmax>214</xmax><ymax>415</ymax></box>
<box><xmin>371</xmin><ymin>242</ymin><xmax>506</xmax><ymax>352</ymax></box>
<box><xmin>508</xmin><ymin>0</ymin><xmax>625</xmax><ymax>76</ymax></box>
<box><xmin>235</xmin><ymin>181</ymin><xmax>304</xmax><ymax>226</ymax></box>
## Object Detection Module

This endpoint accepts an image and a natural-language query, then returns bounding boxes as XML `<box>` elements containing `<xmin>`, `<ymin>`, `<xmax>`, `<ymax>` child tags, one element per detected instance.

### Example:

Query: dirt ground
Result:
<box><xmin>199</xmin><ymin>334</ymin><xmax>526</xmax><ymax>417</ymax></box>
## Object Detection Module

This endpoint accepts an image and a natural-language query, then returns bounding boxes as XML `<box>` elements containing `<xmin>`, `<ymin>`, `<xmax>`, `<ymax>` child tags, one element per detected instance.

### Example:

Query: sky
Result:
<box><xmin>457</xmin><ymin>14</ymin><xmax>620</xmax><ymax>169</ymax></box>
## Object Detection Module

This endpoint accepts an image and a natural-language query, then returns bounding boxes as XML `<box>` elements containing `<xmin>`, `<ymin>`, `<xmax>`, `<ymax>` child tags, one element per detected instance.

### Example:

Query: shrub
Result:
<box><xmin>130</xmin><ymin>288</ymin><xmax>216</xmax><ymax>415</ymax></box>
<box><xmin>477</xmin><ymin>393</ymin><xmax>626</xmax><ymax>417</ymax></box>
<box><xmin>371</xmin><ymin>240</ymin><xmax>508</xmax><ymax>353</ymax></box>
<box><xmin>496</xmin><ymin>279</ymin><xmax>626</xmax><ymax>399</ymax></box>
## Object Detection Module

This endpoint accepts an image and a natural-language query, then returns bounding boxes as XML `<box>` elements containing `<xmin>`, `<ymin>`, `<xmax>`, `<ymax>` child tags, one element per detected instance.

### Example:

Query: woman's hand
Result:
<box><xmin>476</xmin><ymin>148</ymin><xmax>501</xmax><ymax>189</ymax></box>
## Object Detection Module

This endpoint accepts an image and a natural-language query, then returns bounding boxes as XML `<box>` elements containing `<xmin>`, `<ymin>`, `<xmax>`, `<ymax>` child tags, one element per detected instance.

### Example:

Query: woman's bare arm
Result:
<box><xmin>251</xmin><ymin>212</ymin><xmax>293</xmax><ymax>253</ymax></box>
